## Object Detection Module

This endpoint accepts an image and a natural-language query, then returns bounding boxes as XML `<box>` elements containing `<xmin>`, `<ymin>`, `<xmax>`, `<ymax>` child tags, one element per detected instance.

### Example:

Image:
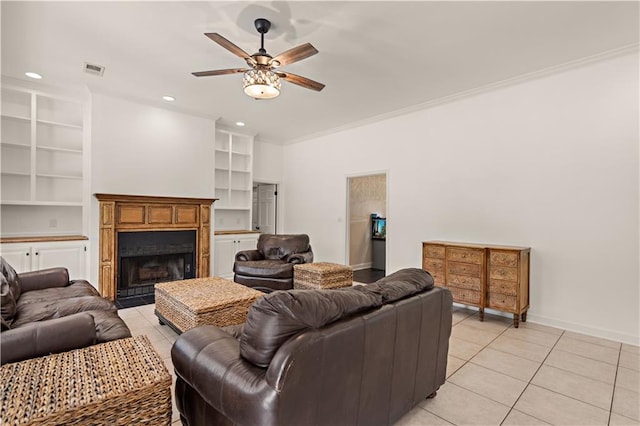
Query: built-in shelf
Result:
<box><xmin>1</xmin><ymin>142</ymin><xmax>30</xmax><ymax>149</ymax></box>
<box><xmin>36</xmin><ymin>173</ymin><xmax>83</xmax><ymax>180</ymax></box>
<box><xmin>1</xmin><ymin>113</ymin><xmax>30</xmax><ymax>122</ymax></box>
<box><xmin>1</xmin><ymin>171</ymin><xmax>30</xmax><ymax>177</ymax></box>
<box><xmin>36</xmin><ymin>145</ymin><xmax>82</xmax><ymax>154</ymax></box>
<box><xmin>1</xmin><ymin>200</ymin><xmax>84</xmax><ymax>207</ymax></box>
<box><xmin>36</xmin><ymin>119</ymin><xmax>82</xmax><ymax>129</ymax></box>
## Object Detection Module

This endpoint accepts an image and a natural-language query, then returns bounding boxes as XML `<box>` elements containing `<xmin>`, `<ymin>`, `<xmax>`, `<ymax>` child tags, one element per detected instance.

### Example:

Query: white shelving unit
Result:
<box><xmin>214</xmin><ymin>129</ymin><xmax>254</xmax><ymax>231</ymax></box>
<box><xmin>1</xmin><ymin>84</ymin><xmax>88</xmax><ymax>238</ymax></box>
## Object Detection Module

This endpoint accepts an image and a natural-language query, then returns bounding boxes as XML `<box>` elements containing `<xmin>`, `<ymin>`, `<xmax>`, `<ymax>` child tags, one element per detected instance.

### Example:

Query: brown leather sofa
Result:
<box><xmin>233</xmin><ymin>234</ymin><xmax>313</xmax><ymax>292</ymax></box>
<box><xmin>0</xmin><ymin>256</ymin><xmax>131</xmax><ymax>365</ymax></box>
<box><xmin>172</xmin><ymin>268</ymin><xmax>452</xmax><ymax>426</ymax></box>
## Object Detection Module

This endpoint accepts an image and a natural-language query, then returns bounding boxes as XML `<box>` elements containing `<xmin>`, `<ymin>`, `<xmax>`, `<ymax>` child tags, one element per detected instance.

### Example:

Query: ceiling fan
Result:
<box><xmin>193</xmin><ymin>18</ymin><xmax>325</xmax><ymax>100</ymax></box>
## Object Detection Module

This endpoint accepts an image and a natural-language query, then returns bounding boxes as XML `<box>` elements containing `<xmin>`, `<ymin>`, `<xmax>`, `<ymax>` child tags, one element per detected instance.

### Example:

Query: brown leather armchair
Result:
<box><xmin>172</xmin><ymin>268</ymin><xmax>452</xmax><ymax>426</ymax></box>
<box><xmin>234</xmin><ymin>234</ymin><xmax>313</xmax><ymax>293</ymax></box>
<box><xmin>0</xmin><ymin>257</ymin><xmax>131</xmax><ymax>365</ymax></box>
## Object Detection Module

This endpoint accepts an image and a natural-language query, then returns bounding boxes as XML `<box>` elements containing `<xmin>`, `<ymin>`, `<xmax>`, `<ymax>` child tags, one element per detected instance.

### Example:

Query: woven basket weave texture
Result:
<box><xmin>294</xmin><ymin>262</ymin><xmax>353</xmax><ymax>290</ymax></box>
<box><xmin>1</xmin><ymin>336</ymin><xmax>171</xmax><ymax>425</ymax></box>
<box><xmin>155</xmin><ymin>277</ymin><xmax>263</xmax><ymax>332</ymax></box>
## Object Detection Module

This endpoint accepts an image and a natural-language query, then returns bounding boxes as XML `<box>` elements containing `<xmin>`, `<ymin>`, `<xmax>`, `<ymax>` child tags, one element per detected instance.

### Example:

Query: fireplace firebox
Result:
<box><xmin>117</xmin><ymin>230</ymin><xmax>196</xmax><ymax>301</ymax></box>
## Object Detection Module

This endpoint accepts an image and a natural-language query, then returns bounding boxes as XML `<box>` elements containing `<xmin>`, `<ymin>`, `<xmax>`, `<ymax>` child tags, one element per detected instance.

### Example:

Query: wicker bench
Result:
<box><xmin>294</xmin><ymin>262</ymin><xmax>353</xmax><ymax>290</ymax></box>
<box><xmin>0</xmin><ymin>336</ymin><xmax>171</xmax><ymax>426</ymax></box>
<box><xmin>155</xmin><ymin>277</ymin><xmax>263</xmax><ymax>334</ymax></box>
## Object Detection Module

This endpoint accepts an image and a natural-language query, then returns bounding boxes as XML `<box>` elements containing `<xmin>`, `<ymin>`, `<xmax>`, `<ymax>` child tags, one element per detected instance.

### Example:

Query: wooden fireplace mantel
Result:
<box><xmin>95</xmin><ymin>193</ymin><xmax>217</xmax><ymax>301</ymax></box>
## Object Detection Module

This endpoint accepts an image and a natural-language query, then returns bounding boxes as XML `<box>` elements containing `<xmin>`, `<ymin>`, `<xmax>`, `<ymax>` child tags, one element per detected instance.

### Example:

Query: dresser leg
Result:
<box><xmin>479</xmin><ymin>309</ymin><xmax>484</xmax><ymax>321</ymax></box>
<box><xmin>521</xmin><ymin>312</ymin><xmax>527</xmax><ymax>322</ymax></box>
<box><xmin>513</xmin><ymin>314</ymin><xmax>520</xmax><ymax>328</ymax></box>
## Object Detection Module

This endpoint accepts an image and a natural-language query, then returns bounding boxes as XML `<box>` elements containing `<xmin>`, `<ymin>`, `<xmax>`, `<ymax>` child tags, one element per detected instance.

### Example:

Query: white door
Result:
<box><xmin>214</xmin><ymin>237</ymin><xmax>236</xmax><ymax>279</ymax></box>
<box><xmin>0</xmin><ymin>244</ymin><xmax>32</xmax><ymax>273</ymax></box>
<box><xmin>237</xmin><ymin>235</ymin><xmax>259</xmax><ymax>253</ymax></box>
<box><xmin>257</xmin><ymin>184</ymin><xmax>277</xmax><ymax>234</ymax></box>
<box><xmin>34</xmin><ymin>243</ymin><xmax>86</xmax><ymax>280</ymax></box>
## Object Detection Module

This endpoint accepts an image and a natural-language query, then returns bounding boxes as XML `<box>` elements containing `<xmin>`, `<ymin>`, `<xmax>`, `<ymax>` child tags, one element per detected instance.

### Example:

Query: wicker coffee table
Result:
<box><xmin>0</xmin><ymin>336</ymin><xmax>171</xmax><ymax>425</ymax></box>
<box><xmin>294</xmin><ymin>262</ymin><xmax>353</xmax><ymax>290</ymax></box>
<box><xmin>155</xmin><ymin>277</ymin><xmax>263</xmax><ymax>334</ymax></box>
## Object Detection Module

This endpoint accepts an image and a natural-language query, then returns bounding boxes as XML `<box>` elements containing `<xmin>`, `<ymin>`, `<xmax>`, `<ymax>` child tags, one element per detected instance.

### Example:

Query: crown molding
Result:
<box><xmin>285</xmin><ymin>43</ymin><xmax>639</xmax><ymax>146</ymax></box>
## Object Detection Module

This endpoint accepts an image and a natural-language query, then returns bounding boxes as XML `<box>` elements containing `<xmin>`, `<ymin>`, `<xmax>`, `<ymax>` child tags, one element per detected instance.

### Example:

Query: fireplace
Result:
<box><xmin>117</xmin><ymin>230</ymin><xmax>196</xmax><ymax>302</ymax></box>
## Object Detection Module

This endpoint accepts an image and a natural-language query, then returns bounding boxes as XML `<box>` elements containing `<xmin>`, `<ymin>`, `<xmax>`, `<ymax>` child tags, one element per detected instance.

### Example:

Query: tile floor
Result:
<box><xmin>118</xmin><ymin>304</ymin><xmax>640</xmax><ymax>426</ymax></box>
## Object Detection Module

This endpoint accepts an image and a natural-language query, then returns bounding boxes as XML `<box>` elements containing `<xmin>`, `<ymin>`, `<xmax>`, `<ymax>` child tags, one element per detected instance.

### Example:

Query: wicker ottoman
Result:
<box><xmin>155</xmin><ymin>277</ymin><xmax>263</xmax><ymax>333</ymax></box>
<box><xmin>0</xmin><ymin>336</ymin><xmax>171</xmax><ymax>426</ymax></box>
<box><xmin>294</xmin><ymin>262</ymin><xmax>353</xmax><ymax>290</ymax></box>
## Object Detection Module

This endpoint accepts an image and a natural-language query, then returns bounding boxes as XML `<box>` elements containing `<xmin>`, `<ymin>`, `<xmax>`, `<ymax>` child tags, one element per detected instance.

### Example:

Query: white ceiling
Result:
<box><xmin>2</xmin><ymin>1</ymin><xmax>638</xmax><ymax>144</ymax></box>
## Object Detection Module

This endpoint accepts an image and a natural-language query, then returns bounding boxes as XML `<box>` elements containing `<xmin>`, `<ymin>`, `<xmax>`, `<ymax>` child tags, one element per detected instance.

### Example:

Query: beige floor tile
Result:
<box><xmin>448</xmin><ymin>363</ymin><xmax>528</xmax><ymax>406</ymax></box>
<box><xmin>609</xmin><ymin>412</ymin><xmax>640</xmax><ymax>425</ymax></box>
<box><xmin>622</xmin><ymin>344</ymin><xmax>640</xmax><ymax>355</ymax></box>
<box><xmin>513</xmin><ymin>321</ymin><xmax>563</xmax><ymax>336</ymax></box>
<box><xmin>446</xmin><ymin>355</ymin><xmax>466</xmax><ymax>378</ymax></box>
<box><xmin>501</xmin><ymin>409</ymin><xmax>551</xmax><ymax>425</ymax></box>
<box><xmin>612</xmin><ymin>387</ymin><xmax>640</xmax><ymax>421</ymax></box>
<box><xmin>452</xmin><ymin>310</ymin><xmax>474</xmax><ymax>325</ymax></box>
<box><xmin>117</xmin><ymin>307</ymin><xmax>145</xmax><ymax>320</ymax></box>
<box><xmin>563</xmin><ymin>330</ymin><xmax>622</xmax><ymax>350</ymax></box>
<box><xmin>150</xmin><ymin>338</ymin><xmax>174</xmax><ymax>359</ymax></box>
<box><xmin>470</xmin><ymin>347</ymin><xmax>541</xmax><ymax>382</ymax></box>
<box><xmin>487</xmin><ymin>335</ymin><xmax>551</xmax><ymax>363</ymax></box>
<box><xmin>451</xmin><ymin>322</ymin><xmax>502</xmax><ymax>346</ymax></box>
<box><xmin>158</xmin><ymin>324</ymin><xmax>179</xmax><ymax>342</ymax></box>
<box><xmin>617</xmin><ymin>367</ymin><xmax>640</xmax><ymax>393</ymax></box>
<box><xmin>531</xmin><ymin>365</ymin><xmax>614</xmax><ymax>410</ymax></box>
<box><xmin>544</xmin><ymin>348</ymin><xmax>617</xmax><ymax>384</ymax></box>
<box><xmin>163</xmin><ymin>357</ymin><xmax>175</xmax><ymax>376</ymax></box>
<box><xmin>448</xmin><ymin>337</ymin><xmax>484</xmax><ymax>361</ymax></box>
<box><xmin>514</xmin><ymin>385</ymin><xmax>609</xmax><ymax>425</ymax></box>
<box><xmin>555</xmin><ymin>336</ymin><xmax>620</xmax><ymax>365</ymax></box>
<box><xmin>420</xmin><ymin>383</ymin><xmax>510</xmax><ymax>425</ymax></box>
<box><xmin>172</xmin><ymin>421</ymin><xmax>181</xmax><ymax>426</ymax></box>
<box><xmin>502</xmin><ymin>327</ymin><xmax>560</xmax><ymax>348</ymax></box>
<box><xmin>620</xmin><ymin>351</ymin><xmax>640</xmax><ymax>372</ymax></box>
<box><xmin>393</xmin><ymin>407</ymin><xmax>453</xmax><ymax>425</ymax></box>
<box><xmin>460</xmin><ymin>313</ymin><xmax>511</xmax><ymax>334</ymax></box>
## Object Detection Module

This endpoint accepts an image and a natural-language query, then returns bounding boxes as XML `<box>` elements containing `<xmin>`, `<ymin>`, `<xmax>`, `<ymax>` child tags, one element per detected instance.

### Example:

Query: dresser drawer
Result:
<box><xmin>490</xmin><ymin>251</ymin><xmax>518</xmax><ymax>267</ymax></box>
<box><xmin>487</xmin><ymin>293</ymin><xmax>517</xmax><ymax>311</ymax></box>
<box><xmin>448</xmin><ymin>274</ymin><xmax>481</xmax><ymax>291</ymax></box>
<box><xmin>422</xmin><ymin>258</ymin><xmax>444</xmax><ymax>273</ymax></box>
<box><xmin>430</xmin><ymin>271</ymin><xmax>446</xmax><ymax>286</ymax></box>
<box><xmin>489</xmin><ymin>279</ymin><xmax>518</xmax><ymax>296</ymax></box>
<box><xmin>447</xmin><ymin>247</ymin><xmax>483</xmax><ymax>264</ymax></box>
<box><xmin>448</xmin><ymin>287</ymin><xmax>482</xmax><ymax>305</ymax></box>
<box><xmin>447</xmin><ymin>261</ymin><xmax>481</xmax><ymax>277</ymax></box>
<box><xmin>423</xmin><ymin>244</ymin><xmax>445</xmax><ymax>259</ymax></box>
<box><xmin>489</xmin><ymin>266</ymin><xmax>518</xmax><ymax>281</ymax></box>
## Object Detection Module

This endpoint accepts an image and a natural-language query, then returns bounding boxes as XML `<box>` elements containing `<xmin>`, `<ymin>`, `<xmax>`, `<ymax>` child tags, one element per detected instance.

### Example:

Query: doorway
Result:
<box><xmin>252</xmin><ymin>182</ymin><xmax>278</xmax><ymax>234</ymax></box>
<box><xmin>346</xmin><ymin>173</ymin><xmax>387</xmax><ymax>283</ymax></box>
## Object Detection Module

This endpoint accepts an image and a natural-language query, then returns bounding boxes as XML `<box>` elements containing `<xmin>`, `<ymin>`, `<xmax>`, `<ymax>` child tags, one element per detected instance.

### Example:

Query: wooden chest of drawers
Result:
<box><xmin>422</xmin><ymin>241</ymin><xmax>530</xmax><ymax>327</ymax></box>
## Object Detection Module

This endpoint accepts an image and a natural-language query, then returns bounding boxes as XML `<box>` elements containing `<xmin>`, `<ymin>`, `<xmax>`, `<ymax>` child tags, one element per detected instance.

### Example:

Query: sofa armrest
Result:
<box><xmin>172</xmin><ymin>326</ymin><xmax>274</xmax><ymax>425</ymax></box>
<box><xmin>235</xmin><ymin>250</ymin><xmax>264</xmax><ymax>262</ymax></box>
<box><xmin>286</xmin><ymin>249</ymin><xmax>313</xmax><ymax>265</ymax></box>
<box><xmin>0</xmin><ymin>312</ymin><xmax>97</xmax><ymax>365</ymax></box>
<box><xmin>18</xmin><ymin>267</ymin><xmax>70</xmax><ymax>293</ymax></box>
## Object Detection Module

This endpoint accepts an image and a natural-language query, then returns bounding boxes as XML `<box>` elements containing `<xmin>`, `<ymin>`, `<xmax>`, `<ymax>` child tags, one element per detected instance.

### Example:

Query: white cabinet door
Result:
<box><xmin>34</xmin><ymin>242</ymin><xmax>86</xmax><ymax>280</ymax></box>
<box><xmin>0</xmin><ymin>244</ymin><xmax>31</xmax><ymax>273</ymax></box>
<box><xmin>214</xmin><ymin>234</ymin><xmax>259</xmax><ymax>279</ymax></box>
<box><xmin>214</xmin><ymin>237</ymin><xmax>237</xmax><ymax>279</ymax></box>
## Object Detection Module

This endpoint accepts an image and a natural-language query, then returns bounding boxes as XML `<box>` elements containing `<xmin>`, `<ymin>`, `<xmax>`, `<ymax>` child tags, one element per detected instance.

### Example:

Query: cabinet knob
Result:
<box><xmin>35</xmin><ymin>252</ymin><xmax>39</xmax><ymax>256</ymax></box>
<box><xmin>25</xmin><ymin>252</ymin><xmax>29</xmax><ymax>256</ymax></box>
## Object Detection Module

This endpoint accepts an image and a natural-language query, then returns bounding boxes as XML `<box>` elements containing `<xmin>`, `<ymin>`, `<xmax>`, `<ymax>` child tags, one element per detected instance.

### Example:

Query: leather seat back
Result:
<box><xmin>257</xmin><ymin>234</ymin><xmax>310</xmax><ymax>260</ymax></box>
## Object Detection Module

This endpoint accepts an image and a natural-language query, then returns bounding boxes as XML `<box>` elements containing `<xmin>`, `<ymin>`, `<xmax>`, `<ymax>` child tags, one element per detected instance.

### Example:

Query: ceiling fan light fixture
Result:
<box><xmin>243</xmin><ymin>69</ymin><xmax>281</xmax><ymax>99</ymax></box>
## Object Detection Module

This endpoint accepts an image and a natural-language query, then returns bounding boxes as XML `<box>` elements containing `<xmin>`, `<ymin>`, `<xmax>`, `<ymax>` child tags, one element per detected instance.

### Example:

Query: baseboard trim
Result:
<box><xmin>452</xmin><ymin>303</ymin><xmax>639</xmax><ymax>345</ymax></box>
<box><xmin>351</xmin><ymin>263</ymin><xmax>372</xmax><ymax>271</ymax></box>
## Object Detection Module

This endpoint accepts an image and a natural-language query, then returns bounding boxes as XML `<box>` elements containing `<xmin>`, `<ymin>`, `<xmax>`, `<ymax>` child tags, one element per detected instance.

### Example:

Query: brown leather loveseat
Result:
<box><xmin>172</xmin><ymin>268</ymin><xmax>452</xmax><ymax>426</ymax></box>
<box><xmin>0</xmin><ymin>256</ymin><xmax>131</xmax><ymax>365</ymax></box>
<box><xmin>234</xmin><ymin>234</ymin><xmax>313</xmax><ymax>292</ymax></box>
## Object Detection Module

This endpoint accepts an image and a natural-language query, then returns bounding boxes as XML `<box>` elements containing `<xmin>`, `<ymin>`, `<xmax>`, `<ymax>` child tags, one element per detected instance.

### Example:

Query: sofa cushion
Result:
<box><xmin>86</xmin><ymin>310</ymin><xmax>132</xmax><ymax>342</ymax></box>
<box><xmin>1</xmin><ymin>257</ymin><xmax>21</xmax><ymax>301</ymax></box>
<box><xmin>240</xmin><ymin>286</ymin><xmax>383</xmax><ymax>367</ymax></box>
<box><xmin>16</xmin><ymin>280</ymin><xmax>99</xmax><ymax>306</ymax></box>
<box><xmin>257</xmin><ymin>234</ymin><xmax>310</xmax><ymax>260</ymax></box>
<box><xmin>11</xmin><ymin>295</ymin><xmax>116</xmax><ymax>328</ymax></box>
<box><xmin>234</xmin><ymin>260</ymin><xmax>293</xmax><ymax>278</ymax></box>
<box><xmin>0</xmin><ymin>274</ymin><xmax>16</xmax><ymax>326</ymax></box>
<box><xmin>366</xmin><ymin>268</ymin><xmax>434</xmax><ymax>303</ymax></box>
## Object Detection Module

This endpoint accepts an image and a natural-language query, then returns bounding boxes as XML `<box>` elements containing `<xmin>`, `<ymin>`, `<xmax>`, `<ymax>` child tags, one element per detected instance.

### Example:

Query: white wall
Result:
<box><xmin>89</xmin><ymin>93</ymin><xmax>216</xmax><ymax>284</ymax></box>
<box><xmin>282</xmin><ymin>52</ymin><xmax>639</xmax><ymax>344</ymax></box>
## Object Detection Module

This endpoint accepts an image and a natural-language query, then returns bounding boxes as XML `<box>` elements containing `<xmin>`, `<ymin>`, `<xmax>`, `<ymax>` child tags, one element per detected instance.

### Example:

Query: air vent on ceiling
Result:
<box><xmin>84</xmin><ymin>62</ymin><xmax>105</xmax><ymax>77</ymax></box>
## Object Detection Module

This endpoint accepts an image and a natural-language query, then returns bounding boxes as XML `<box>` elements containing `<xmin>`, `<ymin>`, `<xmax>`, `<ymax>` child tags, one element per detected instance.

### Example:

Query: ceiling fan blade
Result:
<box><xmin>278</xmin><ymin>72</ymin><xmax>325</xmax><ymax>92</ymax></box>
<box><xmin>205</xmin><ymin>33</ymin><xmax>252</xmax><ymax>60</ymax></box>
<box><xmin>272</xmin><ymin>43</ymin><xmax>318</xmax><ymax>67</ymax></box>
<box><xmin>192</xmin><ymin>68</ymin><xmax>248</xmax><ymax>77</ymax></box>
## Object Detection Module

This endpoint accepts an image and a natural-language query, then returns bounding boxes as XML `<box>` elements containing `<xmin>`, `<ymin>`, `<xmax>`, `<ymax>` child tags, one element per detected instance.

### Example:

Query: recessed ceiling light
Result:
<box><xmin>235</xmin><ymin>121</ymin><xmax>245</xmax><ymax>127</ymax></box>
<box><xmin>25</xmin><ymin>72</ymin><xmax>42</xmax><ymax>79</ymax></box>
<box><xmin>162</xmin><ymin>95</ymin><xmax>175</xmax><ymax>102</ymax></box>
